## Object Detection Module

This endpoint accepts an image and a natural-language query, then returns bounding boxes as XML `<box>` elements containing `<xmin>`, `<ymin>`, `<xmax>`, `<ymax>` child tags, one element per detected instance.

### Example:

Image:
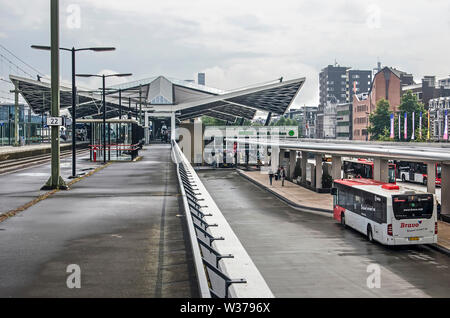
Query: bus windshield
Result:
<box><xmin>392</xmin><ymin>195</ymin><xmax>434</xmax><ymax>220</ymax></box>
<box><xmin>344</xmin><ymin>161</ymin><xmax>372</xmax><ymax>179</ymax></box>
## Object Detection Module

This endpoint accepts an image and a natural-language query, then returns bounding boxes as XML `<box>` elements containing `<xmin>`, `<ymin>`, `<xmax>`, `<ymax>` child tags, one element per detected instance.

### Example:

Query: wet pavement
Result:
<box><xmin>198</xmin><ymin>170</ymin><xmax>450</xmax><ymax>298</ymax></box>
<box><xmin>0</xmin><ymin>151</ymin><xmax>99</xmax><ymax>215</ymax></box>
<box><xmin>0</xmin><ymin>145</ymin><xmax>198</xmax><ymax>297</ymax></box>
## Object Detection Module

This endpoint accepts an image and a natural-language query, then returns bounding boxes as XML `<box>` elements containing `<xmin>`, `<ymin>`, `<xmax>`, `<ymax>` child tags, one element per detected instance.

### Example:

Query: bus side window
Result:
<box><xmin>362</xmin><ymin>197</ymin><xmax>374</xmax><ymax>219</ymax></box>
<box><xmin>353</xmin><ymin>193</ymin><xmax>362</xmax><ymax>215</ymax></box>
<box><xmin>340</xmin><ymin>190</ymin><xmax>352</xmax><ymax>211</ymax></box>
<box><xmin>373</xmin><ymin>197</ymin><xmax>387</xmax><ymax>223</ymax></box>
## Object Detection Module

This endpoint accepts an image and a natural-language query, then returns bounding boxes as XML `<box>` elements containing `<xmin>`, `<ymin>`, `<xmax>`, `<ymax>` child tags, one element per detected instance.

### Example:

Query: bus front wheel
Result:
<box><xmin>367</xmin><ymin>226</ymin><xmax>374</xmax><ymax>242</ymax></box>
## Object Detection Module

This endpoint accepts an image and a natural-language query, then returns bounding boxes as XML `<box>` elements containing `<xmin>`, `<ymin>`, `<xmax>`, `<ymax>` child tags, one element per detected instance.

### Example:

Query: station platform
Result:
<box><xmin>0</xmin><ymin>145</ymin><xmax>198</xmax><ymax>297</ymax></box>
<box><xmin>237</xmin><ymin>170</ymin><xmax>333</xmax><ymax>213</ymax></box>
<box><xmin>237</xmin><ymin>170</ymin><xmax>450</xmax><ymax>253</ymax></box>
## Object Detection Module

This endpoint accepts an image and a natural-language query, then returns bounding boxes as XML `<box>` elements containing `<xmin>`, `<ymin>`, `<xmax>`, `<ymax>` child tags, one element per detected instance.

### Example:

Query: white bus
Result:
<box><xmin>332</xmin><ymin>178</ymin><xmax>438</xmax><ymax>245</ymax></box>
<box><xmin>396</xmin><ymin>161</ymin><xmax>441</xmax><ymax>186</ymax></box>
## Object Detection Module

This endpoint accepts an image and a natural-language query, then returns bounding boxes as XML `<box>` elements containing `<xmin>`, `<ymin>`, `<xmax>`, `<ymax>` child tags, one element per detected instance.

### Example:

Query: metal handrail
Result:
<box><xmin>173</xmin><ymin>144</ymin><xmax>211</xmax><ymax>298</ymax></box>
<box><xmin>172</xmin><ymin>140</ymin><xmax>247</xmax><ymax>298</ymax></box>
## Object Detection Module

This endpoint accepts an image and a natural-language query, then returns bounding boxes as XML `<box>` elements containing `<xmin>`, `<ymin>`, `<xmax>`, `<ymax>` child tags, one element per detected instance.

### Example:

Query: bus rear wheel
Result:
<box><xmin>367</xmin><ymin>226</ymin><xmax>374</xmax><ymax>242</ymax></box>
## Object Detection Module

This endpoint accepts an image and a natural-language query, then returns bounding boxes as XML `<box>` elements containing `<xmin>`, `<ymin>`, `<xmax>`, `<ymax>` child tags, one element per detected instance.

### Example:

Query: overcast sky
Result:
<box><xmin>1</xmin><ymin>0</ymin><xmax>449</xmax><ymax>107</ymax></box>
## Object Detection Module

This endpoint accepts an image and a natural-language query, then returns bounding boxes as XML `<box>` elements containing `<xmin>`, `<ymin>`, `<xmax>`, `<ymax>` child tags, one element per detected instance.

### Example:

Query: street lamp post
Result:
<box><xmin>76</xmin><ymin>73</ymin><xmax>132</xmax><ymax>164</ymax></box>
<box><xmin>40</xmin><ymin>0</ymin><xmax>67</xmax><ymax>190</ymax></box>
<box><xmin>31</xmin><ymin>45</ymin><xmax>115</xmax><ymax>178</ymax></box>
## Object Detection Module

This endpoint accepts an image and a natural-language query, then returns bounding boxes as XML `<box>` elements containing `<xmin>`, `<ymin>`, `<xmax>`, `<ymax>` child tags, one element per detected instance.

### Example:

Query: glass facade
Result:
<box><xmin>0</xmin><ymin>104</ymin><xmax>48</xmax><ymax>146</ymax></box>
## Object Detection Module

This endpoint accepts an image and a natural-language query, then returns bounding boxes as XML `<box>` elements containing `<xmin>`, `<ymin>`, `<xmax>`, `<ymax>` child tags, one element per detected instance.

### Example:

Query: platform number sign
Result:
<box><xmin>46</xmin><ymin>117</ymin><xmax>63</xmax><ymax>126</ymax></box>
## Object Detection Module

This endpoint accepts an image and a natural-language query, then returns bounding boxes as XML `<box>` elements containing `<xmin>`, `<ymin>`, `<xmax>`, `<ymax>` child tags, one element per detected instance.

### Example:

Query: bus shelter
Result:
<box><xmin>77</xmin><ymin>119</ymin><xmax>144</xmax><ymax>162</ymax></box>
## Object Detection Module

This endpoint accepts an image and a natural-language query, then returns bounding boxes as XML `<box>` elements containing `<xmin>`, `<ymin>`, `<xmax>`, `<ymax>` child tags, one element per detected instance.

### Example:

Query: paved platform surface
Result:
<box><xmin>240</xmin><ymin>170</ymin><xmax>450</xmax><ymax>252</ymax></box>
<box><xmin>240</xmin><ymin>170</ymin><xmax>333</xmax><ymax>211</ymax></box>
<box><xmin>198</xmin><ymin>170</ymin><xmax>450</xmax><ymax>298</ymax></box>
<box><xmin>0</xmin><ymin>153</ymin><xmax>100</xmax><ymax>215</ymax></box>
<box><xmin>0</xmin><ymin>145</ymin><xmax>198</xmax><ymax>297</ymax></box>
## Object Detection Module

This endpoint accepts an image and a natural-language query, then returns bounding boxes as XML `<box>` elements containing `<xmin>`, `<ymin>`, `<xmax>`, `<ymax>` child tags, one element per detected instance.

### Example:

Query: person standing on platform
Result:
<box><xmin>268</xmin><ymin>169</ymin><xmax>274</xmax><ymax>186</ymax></box>
<box><xmin>280</xmin><ymin>166</ymin><xmax>286</xmax><ymax>187</ymax></box>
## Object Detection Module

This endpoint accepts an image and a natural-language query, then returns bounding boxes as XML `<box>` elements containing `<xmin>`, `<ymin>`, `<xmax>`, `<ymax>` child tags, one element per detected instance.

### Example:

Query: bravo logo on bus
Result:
<box><xmin>400</xmin><ymin>221</ymin><xmax>423</xmax><ymax>229</ymax></box>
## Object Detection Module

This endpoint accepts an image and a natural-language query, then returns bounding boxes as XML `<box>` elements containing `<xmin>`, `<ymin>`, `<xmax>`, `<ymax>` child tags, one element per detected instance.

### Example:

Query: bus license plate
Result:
<box><xmin>408</xmin><ymin>237</ymin><xmax>420</xmax><ymax>241</ymax></box>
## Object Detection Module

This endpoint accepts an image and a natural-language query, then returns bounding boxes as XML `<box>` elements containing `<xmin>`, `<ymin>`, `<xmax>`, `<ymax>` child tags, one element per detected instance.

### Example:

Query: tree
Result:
<box><xmin>368</xmin><ymin>99</ymin><xmax>391</xmax><ymax>141</ymax></box>
<box><xmin>398</xmin><ymin>90</ymin><xmax>428</xmax><ymax>142</ymax></box>
<box><xmin>368</xmin><ymin>92</ymin><xmax>429</xmax><ymax>142</ymax></box>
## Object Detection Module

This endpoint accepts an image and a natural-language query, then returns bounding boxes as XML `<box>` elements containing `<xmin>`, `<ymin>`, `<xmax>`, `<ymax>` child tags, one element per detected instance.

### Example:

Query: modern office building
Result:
<box><xmin>319</xmin><ymin>65</ymin><xmax>348</xmax><ymax>107</ymax></box>
<box><xmin>285</xmin><ymin>106</ymin><xmax>318</xmax><ymax>138</ymax></box>
<box><xmin>336</xmin><ymin>102</ymin><xmax>352</xmax><ymax>140</ymax></box>
<box><xmin>318</xmin><ymin>65</ymin><xmax>347</xmax><ymax>139</ymax></box>
<box><xmin>318</xmin><ymin>64</ymin><xmax>372</xmax><ymax>139</ymax></box>
<box><xmin>346</xmin><ymin>69</ymin><xmax>372</xmax><ymax>104</ymax></box>
<box><xmin>402</xmin><ymin>76</ymin><xmax>450</xmax><ymax>109</ymax></box>
<box><xmin>438</xmin><ymin>76</ymin><xmax>450</xmax><ymax>88</ymax></box>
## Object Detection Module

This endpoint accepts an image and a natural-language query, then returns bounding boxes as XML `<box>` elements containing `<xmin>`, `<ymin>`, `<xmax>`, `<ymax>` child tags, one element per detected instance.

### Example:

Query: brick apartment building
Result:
<box><xmin>352</xmin><ymin>67</ymin><xmax>414</xmax><ymax>140</ymax></box>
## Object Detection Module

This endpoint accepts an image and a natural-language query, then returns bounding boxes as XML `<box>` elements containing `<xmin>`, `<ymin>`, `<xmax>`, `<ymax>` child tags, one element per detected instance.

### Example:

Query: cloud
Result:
<box><xmin>201</xmin><ymin>57</ymin><xmax>318</xmax><ymax>107</ymax></box>
<box><xmin>75</xmin><ymin>69</ymin><xmax>133</xmax><ymax>90</ymax></box>
<box><xmin>1</xmin><ymin>0</ymin><xmax>449</xmax><ymax>107</ymax></box>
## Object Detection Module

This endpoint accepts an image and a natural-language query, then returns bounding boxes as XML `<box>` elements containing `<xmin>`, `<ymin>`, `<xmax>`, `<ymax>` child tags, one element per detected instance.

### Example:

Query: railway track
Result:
<box><xmin>0</xmin><ymin>149</ymin><xmax>90</xmax><ymax>175</ymax></box>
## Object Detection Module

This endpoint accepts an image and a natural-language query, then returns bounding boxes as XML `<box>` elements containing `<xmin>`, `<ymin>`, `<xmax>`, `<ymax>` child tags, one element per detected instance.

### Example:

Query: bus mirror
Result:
<box><xmin>331</xmin><ymin>188</ymin><xmax>337</xmax><ymax>196</ymax></box>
